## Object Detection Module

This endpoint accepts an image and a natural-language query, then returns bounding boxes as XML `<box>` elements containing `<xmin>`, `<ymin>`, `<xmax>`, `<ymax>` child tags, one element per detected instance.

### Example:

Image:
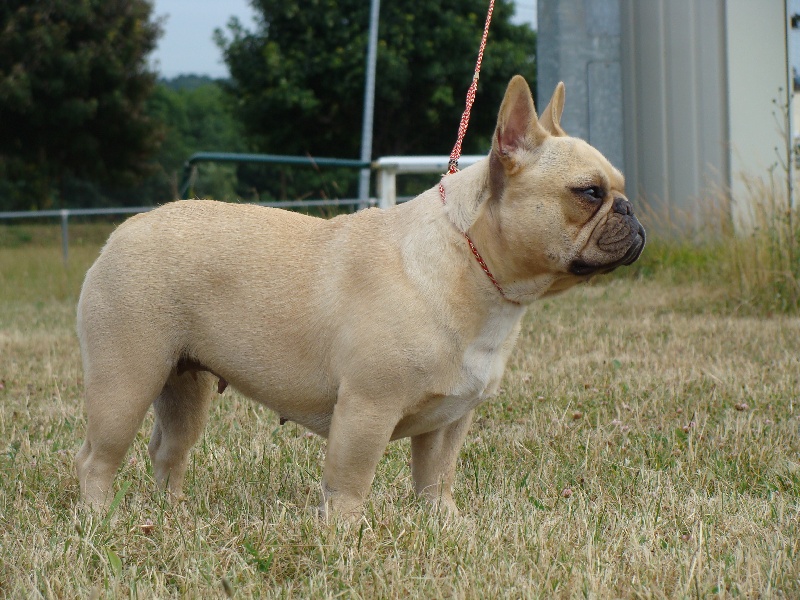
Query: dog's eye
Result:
<box><xmin>574</xmin><ymin>186</ymin><xmax>605</xmax><ymax>201</ymax></box>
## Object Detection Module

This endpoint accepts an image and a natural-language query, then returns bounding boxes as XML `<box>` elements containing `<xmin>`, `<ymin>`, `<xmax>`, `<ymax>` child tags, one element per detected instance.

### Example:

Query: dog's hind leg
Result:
<box><xmin>76</xmin><ymin>360</ymin><xmax>171</xmax><ymax>511</ymax></box>
<box><xmin>148</xmin><ymin>369</ymin><xmax>215</xmax><ymax>500</ymax></box>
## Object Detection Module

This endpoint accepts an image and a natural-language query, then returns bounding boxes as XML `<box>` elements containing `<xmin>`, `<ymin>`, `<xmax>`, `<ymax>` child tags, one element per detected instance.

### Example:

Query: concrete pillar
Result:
<box><xmin>537</xmin><ymin>0</ymin><xmax>624</xmax><ymax>172</ymax></box>
<box><xmin>539</xmin><ymin>0</ymin><xmax>791</xmax><ymax>223</ymax></box>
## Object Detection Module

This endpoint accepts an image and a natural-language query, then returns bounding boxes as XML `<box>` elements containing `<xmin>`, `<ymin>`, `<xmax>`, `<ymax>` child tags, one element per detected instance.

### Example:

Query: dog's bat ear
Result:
<box><xmin>540</xmin><ymin>82</ymin><xmax>566</xmax><ymax>137</ymax></box>
<box><xmin>492</xmin><ymin>75</ymin><xmax>547</xmax><ymax>172</ymax></box>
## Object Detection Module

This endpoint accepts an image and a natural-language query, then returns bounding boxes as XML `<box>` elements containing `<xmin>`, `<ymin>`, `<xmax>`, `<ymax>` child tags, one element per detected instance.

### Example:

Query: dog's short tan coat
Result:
<box><xmin>76</xmin><ymin>76</ymin><xmax>644</xmax><ymax>516</ymax></box>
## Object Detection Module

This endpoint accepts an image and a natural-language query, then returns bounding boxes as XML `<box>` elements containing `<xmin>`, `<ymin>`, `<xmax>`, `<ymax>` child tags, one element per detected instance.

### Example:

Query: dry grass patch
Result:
<box><xmin>622</xmin><ymin>172</ymin><xmax>800</xmax><ymax>315</ymax></box>
<box><xmin>1</xmin><ymin>241</ymin><xmax>799</xmax><ymax>597</ymax></box>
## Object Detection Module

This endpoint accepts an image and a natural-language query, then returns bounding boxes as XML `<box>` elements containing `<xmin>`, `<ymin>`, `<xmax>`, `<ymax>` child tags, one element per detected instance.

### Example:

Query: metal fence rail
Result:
<box><xmin>0</xmin><ymin>206</ymin><xmax>157</xmax><ymax>263</ymax></box>
<box><xmin>179</xmin><ymin>152</ymin><xmax>371</xmax><ymax>199</ymax></box>
<box><xmin>0</xmin><ymin>200</ymin><xmax>366</xmax><ymax>263</ymax></box>
<box><xmin>0</xmin><ymin>152</ymin><xmax>487</xmax><ymax>263</ymax></box>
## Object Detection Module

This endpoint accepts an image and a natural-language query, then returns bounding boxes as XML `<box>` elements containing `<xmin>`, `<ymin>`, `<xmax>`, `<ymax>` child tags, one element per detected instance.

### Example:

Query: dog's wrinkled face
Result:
<box><xmin>534</xmin><ymin>136</ymin><xmax>646</xmax><ymax>278</ymax></box>
<box><xmin>484</xmin><ymin>77</ymin><xmax>645</xmax><ymax>296</ymax></box>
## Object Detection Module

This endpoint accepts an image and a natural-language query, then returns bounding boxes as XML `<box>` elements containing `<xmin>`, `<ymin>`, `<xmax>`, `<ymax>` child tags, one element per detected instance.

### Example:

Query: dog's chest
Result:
<box><xmin>397</xmin><ymin>303</ymin><xmax>525</xmax><ymax>437</ymax></box>
<box><xmin>450</xmin><ymin>305</ymin><xmax>524</xmax><ymax>401</ymax></box>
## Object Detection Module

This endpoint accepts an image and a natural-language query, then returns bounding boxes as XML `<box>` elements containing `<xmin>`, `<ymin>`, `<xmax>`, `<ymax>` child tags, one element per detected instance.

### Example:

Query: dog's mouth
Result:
<box><xmin>569</xmin><ymin>221</ymin><xmax>646</xmax><ymax>277</ymax></box>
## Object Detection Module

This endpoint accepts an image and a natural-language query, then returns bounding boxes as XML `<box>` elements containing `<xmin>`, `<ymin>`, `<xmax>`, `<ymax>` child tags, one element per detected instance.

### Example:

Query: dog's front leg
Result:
<box><xmin>319</xmin><ymin>386</ymin><xmax>399</xmax><ymax>520</ymax></box>
<box><xmin>410</xmin><ymin>411</ymin><xmax>474</xmax><ymax>515</ymax></box>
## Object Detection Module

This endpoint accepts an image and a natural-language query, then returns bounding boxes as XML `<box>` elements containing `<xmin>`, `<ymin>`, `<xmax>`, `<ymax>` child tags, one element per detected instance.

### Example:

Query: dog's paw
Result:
<box><xmin>426</xmin><ymin>496</ymin><xmax>461</xmax><ymax>518</ymax></box>
<box><xmin>317</xmin><ymin>502</ymin><xmax>365</xmax><ymax>526</ymax></box>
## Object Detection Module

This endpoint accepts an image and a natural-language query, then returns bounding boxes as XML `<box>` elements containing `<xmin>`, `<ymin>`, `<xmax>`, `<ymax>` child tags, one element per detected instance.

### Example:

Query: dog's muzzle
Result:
<box><xmin>569</xmin><ymin>198</ymin><xmax>646</xmax><ymax>276</ymax></box>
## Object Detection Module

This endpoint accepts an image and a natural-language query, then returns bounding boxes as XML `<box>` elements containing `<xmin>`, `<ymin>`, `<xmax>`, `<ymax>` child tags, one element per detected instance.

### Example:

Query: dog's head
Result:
<box><xmin>477</xmin><ymin>76</ymin><xmax>645</xmax><ymax>299</ymax></box>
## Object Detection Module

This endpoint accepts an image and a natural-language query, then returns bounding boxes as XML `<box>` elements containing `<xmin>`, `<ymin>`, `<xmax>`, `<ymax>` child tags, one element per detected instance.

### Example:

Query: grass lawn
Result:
<box><xmin>1</xmin><ymin>227</ymin><xmax>799</xmax><ymax>597</ymax></box>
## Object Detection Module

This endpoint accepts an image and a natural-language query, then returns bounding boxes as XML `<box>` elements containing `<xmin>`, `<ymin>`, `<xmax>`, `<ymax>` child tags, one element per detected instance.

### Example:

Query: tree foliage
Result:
<box><xmin>215</xmin><ymin>0</ymin><xmax>536</xmax><ymax>160</ymax></box>
<box><xmin>0</xmin><ymin>0</ymin><xmax>163</xmax><ymax>210</ymax></box>
<box><xmin>143</xmin><ymin>77</ymin><xmax>246</xmax><ymax>202</ymax></box>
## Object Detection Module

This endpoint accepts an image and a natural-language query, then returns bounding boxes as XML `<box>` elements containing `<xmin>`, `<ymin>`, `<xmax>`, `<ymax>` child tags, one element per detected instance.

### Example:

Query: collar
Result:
<box><xmin>437</xmin><ymin>178</ymin><xmax>520</xmax><ymax>305</ymax></box>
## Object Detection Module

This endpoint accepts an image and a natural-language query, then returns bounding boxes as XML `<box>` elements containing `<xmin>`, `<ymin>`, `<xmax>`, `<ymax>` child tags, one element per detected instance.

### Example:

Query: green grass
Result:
<box><xmin>1</xmin><ymin>225</ymin><xmax>799</xmax><ymax>597</ymax></box>
<box><xmin>617</xmin><ymin>176</ymin><xmax>800</xmax><ymax>315</ymax></box>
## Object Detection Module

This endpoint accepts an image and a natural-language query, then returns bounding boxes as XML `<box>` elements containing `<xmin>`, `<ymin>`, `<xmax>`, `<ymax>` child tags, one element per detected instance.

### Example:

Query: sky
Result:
<box><xmin>150</xmin><ymin>0</ymin><xmax>257</xmax><ymax>79</ymax></box>
<box><xmin>150</xmin><ymin>0</ymin><xmax>538</xmax><ymax>79</ymax></box>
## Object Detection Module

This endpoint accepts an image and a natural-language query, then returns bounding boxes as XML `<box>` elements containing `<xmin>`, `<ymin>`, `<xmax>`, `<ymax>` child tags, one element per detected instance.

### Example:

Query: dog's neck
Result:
<box><xmin>441</xmin><ymin>158</ymin><xmax>577</xmax><ymax>305</ymax></box>
<box><xmin>438</xmin><ymin>160</ymin><xmax>523</xmax><ymax>305</ymax></box>
<box><xmin>439</xmin><ymin>158</ymin><xmax>493</xmax><ymax>234</ymax></box>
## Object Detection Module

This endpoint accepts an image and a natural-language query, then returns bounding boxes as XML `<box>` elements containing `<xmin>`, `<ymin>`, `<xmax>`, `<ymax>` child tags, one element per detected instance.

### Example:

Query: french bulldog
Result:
<box><xmin>76</xmin><ymin>76</ymin><xmax>644</xmax><ymax>517</ymax></box>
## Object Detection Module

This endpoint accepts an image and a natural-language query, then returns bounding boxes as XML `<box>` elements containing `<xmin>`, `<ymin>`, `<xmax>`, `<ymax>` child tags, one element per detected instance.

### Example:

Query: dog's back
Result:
<box><xmin>78</xmin><ymin>200</ymin><xmax>393</xmax><ymax>412</ymax></box>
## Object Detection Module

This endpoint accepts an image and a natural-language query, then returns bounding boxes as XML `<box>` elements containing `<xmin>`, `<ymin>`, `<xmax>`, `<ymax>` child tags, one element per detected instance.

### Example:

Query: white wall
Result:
<box><xmin>725</xmin><ymin>0</ymin><xmax>791</xmax><ymax>225</ymax></box>
<box><xmin>540</xmin><ymin>0</ymin><xmax>792</xmax><ymax>225</ymax></box>
<box><xmin>620</xmin><ymin>0</ymin><xmax>729</xmax><ymax>214</ymax></box>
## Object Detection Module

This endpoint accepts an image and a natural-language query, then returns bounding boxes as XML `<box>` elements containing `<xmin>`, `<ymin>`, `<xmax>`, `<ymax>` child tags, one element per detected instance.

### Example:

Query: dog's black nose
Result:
<box><xmin>612</xmin><ymin>197</ymin><xmax>633</xmax><ymax>216</ymax></box>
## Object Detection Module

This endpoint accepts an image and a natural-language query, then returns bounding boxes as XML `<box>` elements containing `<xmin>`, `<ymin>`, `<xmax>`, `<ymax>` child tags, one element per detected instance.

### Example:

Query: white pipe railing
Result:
<box><xmin>373</xmin><ymin>155</ymin><xmax>485</xmax><ymax>209</ymax></box>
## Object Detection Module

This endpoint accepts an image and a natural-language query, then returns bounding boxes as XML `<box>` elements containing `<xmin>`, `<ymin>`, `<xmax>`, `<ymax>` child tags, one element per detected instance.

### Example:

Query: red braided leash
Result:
<box><xmin>439</xmin><ymin>0</ymin><xmax>518</xmax><ymax>304</ymax></box>
<box><xmin>446</xmin><ymin>0</ymin><xmax>494</xmax><ymax>175</ymax></box>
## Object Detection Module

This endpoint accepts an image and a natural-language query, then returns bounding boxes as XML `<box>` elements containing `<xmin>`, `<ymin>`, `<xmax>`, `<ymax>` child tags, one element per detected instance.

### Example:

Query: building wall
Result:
<box><xmin>538</xmin><ymin>0</ymin><xmax>791</xmax><ymax>223</ymax></box>
<box><xmin>725</xmin><ymin>0</ymin><xmax>791</xmax><ymax>225</ymax></box>
<box><xmin>537</xmin><ymin>0</ymin><xmax>624</xmax><ymax>170</ymax></box>
<box><xmin>620</xmin><ymin>0</ymin><xmax>729</xmax><ymax>213</ymax></box>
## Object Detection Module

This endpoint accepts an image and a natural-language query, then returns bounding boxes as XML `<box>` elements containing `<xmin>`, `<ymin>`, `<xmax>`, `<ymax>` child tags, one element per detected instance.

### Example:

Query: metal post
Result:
<box><xmin>785</xmin><ymin>4</ymin><xmax>795</xmax><ymax>212</ymax></box>
<box><xmin>358</xmin><ymin>0</ymin><xmax>381</xmax><ymax>210</ymax></box>
<box><xmin>60</xmin><ymin>209</ymin><xmax>69</xmax><ymax>264</ymax></box>
<box><xmin>378</xmin><ymin>168</ymin><xmax>396</xmax><ymax>209</ymax></box>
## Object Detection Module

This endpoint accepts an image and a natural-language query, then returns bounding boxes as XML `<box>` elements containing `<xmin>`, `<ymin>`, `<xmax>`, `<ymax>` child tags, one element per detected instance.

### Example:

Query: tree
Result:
<box><xmin>142</xmin><ymin>77</ymin><xmax>246</xmax><ymax>202</ymax></box>
<box><xmin>0</xmin><ymin>0</ymin><xmax>163</xmax><ymax>210</ymax></box>
<box><xmin>215</xmin><ymin>0</ymin><xmax>536</xmax><ymax>161</ymax></box>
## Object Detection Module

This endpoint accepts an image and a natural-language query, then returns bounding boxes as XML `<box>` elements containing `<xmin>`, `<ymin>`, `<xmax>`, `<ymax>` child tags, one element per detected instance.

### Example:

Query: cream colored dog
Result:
<box><xmin>76</xmin><ymin>76</ymin><xmax>644</xmax><ymax>516</ymax></box>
